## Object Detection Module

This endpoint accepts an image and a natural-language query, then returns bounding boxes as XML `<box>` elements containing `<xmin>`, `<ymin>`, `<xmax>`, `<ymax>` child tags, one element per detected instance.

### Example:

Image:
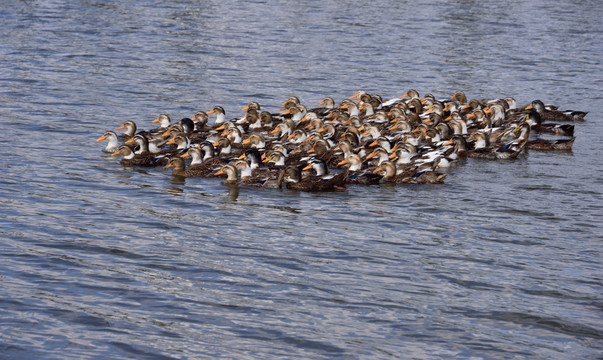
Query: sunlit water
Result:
<box><xmin>1</xmin><ymin>1</ymin><xmax>602</xmax><ymax>359</ymax></box>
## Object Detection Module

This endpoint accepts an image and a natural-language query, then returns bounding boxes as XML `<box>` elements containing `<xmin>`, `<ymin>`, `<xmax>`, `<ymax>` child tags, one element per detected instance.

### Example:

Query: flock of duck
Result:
<box><xmin>97</xmin><ymin>90</ymin><xmax>586</xmax><ymax>191</ymax></box>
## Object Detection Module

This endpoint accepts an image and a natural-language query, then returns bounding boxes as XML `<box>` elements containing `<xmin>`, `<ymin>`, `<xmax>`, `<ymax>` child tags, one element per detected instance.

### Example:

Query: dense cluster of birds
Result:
<box><xmin>97</xmin><ymin>90</ymin><xmax>586</xmax><ymax>191</ymax></box>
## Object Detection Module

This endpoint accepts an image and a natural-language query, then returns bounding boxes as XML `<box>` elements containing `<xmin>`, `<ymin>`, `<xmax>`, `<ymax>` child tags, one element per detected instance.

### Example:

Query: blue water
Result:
<box><xmin>0</xmin><ymin>1</ymin><xmax>602</xmax><ymax>359</ymax></box>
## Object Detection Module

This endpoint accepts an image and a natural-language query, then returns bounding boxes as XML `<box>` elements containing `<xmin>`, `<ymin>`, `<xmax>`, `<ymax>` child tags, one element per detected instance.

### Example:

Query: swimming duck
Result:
<box><xmin>191</xmin><ymin>111</ymin><xmax>211</xmax><ymax>132</ymax></box>
<box><xmin>111</xmin><ymin>145</ymin><xmax>169</xmax><ymax>167</ymax></box>
<box><xmin>152</xmin><ymin>114</ymin><xmax>171</xmax><ymax>129</ymax></box>
<box><xmin>282</xmin><ymin>164</ymin><xmax>348</xmax><ymax>192</ymax></box>
<box><xmin>525</xmin><ymin>111</ymin><xmax>574</xmax><ymax>136</ymax></box>
<box><xmin>242</xmin><ymin>101</ymin><xmax>261</xmax><ymax>112</ymax></box>
<box><xmin>241</xmin><ymin>133</ymin><xmax>267</xmax><ymax>149</ymax></box>
<box><xmin>213</xmin><ymin>164</ymin><xmax>239</xmax><ymax>185</ymax></box>
<box><xmin>233</xmin><ymin>159</ymin><xmax>280</xmax><ymax>187</ymax></box>
<box><xmin>449</xmin><ymin>91</ymin><xmax>468</xmax><ymax>104</ymax></box>
<box><xmin>526</xmin><ymin>137</ymin><xmax>576</xmax><ymax>151</ymax></box>
<box><xmin>96</xmin><ymin>130</ymin><xmax>119</xmax><ymax>153</ymax></box>
<box><xmin>401</xmin><ymin>89</ymin><xmax>420</xmax><ymax>100</ymax></box>
<box><xmin>116</xmin><ymin>120</ymin><xmax>137</xmax><ymax>139</ymax></box>
<box><xmin>207</xmin><ymin>105</ymin><xmax>227</xmax><ymax>125</ymax></box>
<box><xmin>525</xmin><ymin>100</ymin><xmax>587</xmax><ymax>122</ymax></box>
<box><xmin>373</xmin><ymin>161</ymin><xmax>446</xmax><ymax>184</ymax></box>
<box><xmin>164</xmin><ymin>156</ymin><xmax>216</xmax><ymax>177</ymax></box>
<box><xmin>282</xmin><ymin>104</ymin><xmax>306</xmax><ymax>122</ymax></box>
<box><xmin>365</xmin><ymin>147</ymin><xmax>390</xmax><ymax>166</ymax></box>
<box><xmin>165</xmin><ymin>134</ymin><xmax>190</xmax><ymax>150</ymax></box>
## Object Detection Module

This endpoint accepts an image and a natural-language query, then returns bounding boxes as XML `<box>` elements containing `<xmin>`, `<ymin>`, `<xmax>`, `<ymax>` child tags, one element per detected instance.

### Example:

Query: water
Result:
<box><xmin>1</xmin><ymin>0</ymin><xmax>602</xmax><ymax>358</ymax></box>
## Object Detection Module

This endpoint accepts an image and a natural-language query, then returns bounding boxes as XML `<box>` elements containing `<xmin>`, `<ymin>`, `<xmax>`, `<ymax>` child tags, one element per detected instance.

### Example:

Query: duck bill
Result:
<box><xmin>214</xmin><ymin>169</ymin><xmax>224</xmax><ymax>176</ymax></box>
<box><xmin>337</xmin><ymin>159</ymin><xmax>349</xmax><ymax>166</ymax></box>
<box><xmin>164</xmin><ymin>163</ymin><xmax>173</xmax><ymax>169</ymax></box>
<box><xmin>152</xmin><ymin>117</ymin><xmax>160</xmax><ymax>123</ymax></box>
<box><xmin>124</xmin><ymin>137</ymin><xmax>135</xmax><ymax>144</ymax></box>
<box><xmin>116</xmin><ymin>124</ymin><xmax>125</xmax><ymax>130</ymax></box>
<box><xmin>237</xmin><ymin>154</ymin><xmax>246</xmax><ymax>160</ymax></box>
<box><xmin>302</xmin><ymin>164</ymin><xmax>313</xmax><ymax>171</ymax></box>
<box><xmin>111</xmin><ymin>150</ymin><xmax>121</xmax><ymax>156</ymax></box>
<box><xmin>96</xmin><ymin>135</ymin><xmax>106</xmax><ymax>142</ymax></box>
<box><xmin>207</xmin><ymin>109</ymin><xmax>215</xmax><ymax>115</ymax></box>
<box><xmin>180</xmin><ymin>152</ymin><xmax>190</xmax><ymax>158</ymax></box>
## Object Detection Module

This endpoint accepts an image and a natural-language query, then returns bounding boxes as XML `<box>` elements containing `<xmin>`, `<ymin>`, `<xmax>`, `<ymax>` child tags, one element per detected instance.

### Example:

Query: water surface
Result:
<box><xmin>1</xmin><ymin>0</ymin><xmax>602</xmax><ymax>359</ymax></box>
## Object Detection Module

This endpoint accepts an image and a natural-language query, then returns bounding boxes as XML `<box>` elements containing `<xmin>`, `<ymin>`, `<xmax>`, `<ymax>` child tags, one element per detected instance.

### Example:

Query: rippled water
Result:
<box><xmin>1</xmin><ymin>0</ymin><xmax>602</xmax><ymax>359</ymax></box>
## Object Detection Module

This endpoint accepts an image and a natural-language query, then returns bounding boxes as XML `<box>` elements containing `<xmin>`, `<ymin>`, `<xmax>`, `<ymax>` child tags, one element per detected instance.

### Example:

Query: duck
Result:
<box><xmin>241</xmin><ymin>133</ymin><xmax>267</xmax><ymax>149</ymax></box>
<box><xmin>164</xmin><ymin>156</ymin><xmax>217</xmax><ymax>177</ymax></box>
<box><xmin>281</xmin><ymin>104</ymin><xmax>306</xmax><ymax>122</ymax></box>
<box><xmin>191</xmin><ymin>111</ymin><xmax>211</xmax><ymax>132</ymax></box>
<box><xmin>401</xmin><ymin>89</ymin><xmax>420</xmax><ymax>100</ymax></box>
<box><xmin>233</xmin><ymin>159</ymin><xmax>281</xmax><ymax>187</ymax></box>
<box><xmin>462</xmin><ymin>129</ymin><xmax>527</xmax><ymax>160</ymax></box>
<box><xmin>372</xmin><ymin>161</ymin><xmax>417</xmax><ymax>184</ymax></box>
<box><xmin>213</xmin><ymin>164</ymin><xmax>239</xmax><ymax>185</ymax></box>
<box><xmin>311</xmin><ymin>97</ymin><xmax>336</xmax><ymax>116</ymax></box>
<box><xmin>207</xmin><ymin>105</ymin><xmax>227</xmax><ymax>125</ymax></box>
<box><xmin>282</xmin><ymin>164</ymin><xmax>348</xmax><ymax>192</ymax></box>
<box><xmin>259</xmin><ymin>111</ymin><xmax>275</xmax><ymax>129</ymax></box>
<box><xmin>373</xmin><ymin>161</ymin><xmax>446</xmax><ymax>184</ymax></box>
<box><xmin>242</xmin><ymin>101</ymin><xmax>261</xmax><ymax>112</ymax></box>
<box><xmin>524</xmin><ymin>110</ymin><xmax>574</xmax><ymax>136</ymax></box>
<box><xmin>179</xmin><ymin>146</ymin><xmax>203</xmax><ymax>165</ymax></box>
<box><xmin>237</xmin><ymin>148</ymin><xmax>274</xmax><ymax>178</ymax></box>
<box><xmin>525</xmin><ymin>100</ymin><xmax>587</xmax><ymax>122</ymax></box>
<box><xmin>96</xmin><ymin>130</ymin><xmax>119</xmax><ymax>153</ymax></box>
<box><xmin>152</xmin><ymin>114</ymin><xmax>171</xmax><ymax>129</ymax></box>
<box><xmin>165</xmin><ymin>134</ymin><xmax>190</xmax><ymax>151</ymax></box>
<box><xmin>281</xmin><ymin>96</ymin><xmax>300</xmax><ymax>110</ymax></box>
<box><xmin>115</xmin><ymin>120</ymin><xmax>137</xmax><ymax>139</ymax></box>
<box><xmin>526</xmin><ymin>137</ymin><xmax>575</xmax><ymax>151</ymax></box>
<box><xmin>364</xmin><ymin>146</ymin><xmax>390</xmax><ymax>166</ymax></box>
<box><xmin>337</xmin><ymin>154</ymin><xmax>382</xmax><ymax>185</ymax></box>
<box><xmin>307</xmin><ymin>139</ymin><xmax>340</xmax><ymax>167</ymax></box>
<box><xmin>111</xmin><ymin>145</ymin><xmax>169</xmax><ymax>167</ymax></box>
<box><xmin>176</xmin><ymin>143</ymin><xmax>226</xmax><ymax>176</ymax></box>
